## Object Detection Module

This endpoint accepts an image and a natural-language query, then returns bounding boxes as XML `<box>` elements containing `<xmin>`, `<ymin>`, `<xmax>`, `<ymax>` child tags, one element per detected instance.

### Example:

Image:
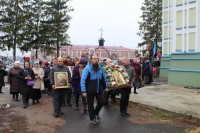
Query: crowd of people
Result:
<box><xmin>0</xmin><ymin>54</ymin><xmax>160</xmax><ymax>125</ymax></box>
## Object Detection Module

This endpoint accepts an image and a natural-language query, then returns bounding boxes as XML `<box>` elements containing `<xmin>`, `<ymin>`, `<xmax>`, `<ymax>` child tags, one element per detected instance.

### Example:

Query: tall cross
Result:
<box><xmin>99</xmin><ymin>28</ymin><xmax>104</xmax><ymax>38</ymax></box>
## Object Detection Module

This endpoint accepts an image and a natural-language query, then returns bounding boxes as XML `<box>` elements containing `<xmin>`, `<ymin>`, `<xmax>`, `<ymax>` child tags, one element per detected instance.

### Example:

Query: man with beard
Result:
<box><xmin>81</xmin><ymin>54</ymin><xmax>108</xmax><ymax>125</ymax></box>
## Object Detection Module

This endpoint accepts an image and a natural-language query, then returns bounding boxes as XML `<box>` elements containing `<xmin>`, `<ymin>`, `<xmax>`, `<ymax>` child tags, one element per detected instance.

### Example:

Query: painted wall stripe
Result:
<box><xmin>160</xmin><ymin>67</ymin><xmax>170</xmax><ymax>69</ymax></box>
<box><xmin>171</xmin><ymin>52</ymin><xmax>200</xmax><ymax>55</ymax></box>
<box><xmin>170</xmin><ymin>58</ymin><xmax>200</xmax><ymax>60</ymax></box>
<box><xmin>169</xmin><ymin>69</ymin><xmax>200</xmax><ymax>73</ymax></box>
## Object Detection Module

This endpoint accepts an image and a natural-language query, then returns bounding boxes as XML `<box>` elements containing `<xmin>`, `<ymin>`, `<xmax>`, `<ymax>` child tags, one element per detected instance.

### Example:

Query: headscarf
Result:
<box><xmin>14</xmin><ymin>61</ymin><xmax>20</xmax><ymax>65</ymax></box>
<box><xmin>34</xmin><ymin>61</ymin><xmax>39</xmax><ymax>65</ymax></box>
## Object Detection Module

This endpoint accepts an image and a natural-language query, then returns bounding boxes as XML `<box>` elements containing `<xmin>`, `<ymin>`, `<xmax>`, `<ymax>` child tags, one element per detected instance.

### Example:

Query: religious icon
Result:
<box><xmin>54</xmin><ymin>72</ymin><xmax>69</xmax><ymax>89</ymax></box>
<box><xmin>112</xmin><ymin>70</ymin><xmax>126</xmax><ymax>85</ymax></box>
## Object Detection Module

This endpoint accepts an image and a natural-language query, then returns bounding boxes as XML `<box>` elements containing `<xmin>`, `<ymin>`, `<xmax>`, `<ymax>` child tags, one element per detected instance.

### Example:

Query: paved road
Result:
<box><xmin>55</xmin><ymin>103</ymin><xmax>185</xmax><ymax>133</ymax></box>
<box><xmin>0</xmin><ymin>84</ymin><xmax>187</xmax><ymax>133</ymax></box>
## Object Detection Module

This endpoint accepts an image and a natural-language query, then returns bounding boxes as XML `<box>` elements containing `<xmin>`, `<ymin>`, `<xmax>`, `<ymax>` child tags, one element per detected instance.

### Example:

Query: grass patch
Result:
<box><xmin>148</xmin><ymin>107</ymin><xmax>181</xmax><ymax>120</ymax></box>
<box><xmin>129</xmin><ymin>102</ymin><xmax>200</xmax><ymax>125</ymax></box>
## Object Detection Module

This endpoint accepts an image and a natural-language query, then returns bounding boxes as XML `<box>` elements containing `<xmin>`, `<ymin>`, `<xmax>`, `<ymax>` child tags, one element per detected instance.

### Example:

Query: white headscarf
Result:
<box><xmin>14</xmin><ymin>61</ymin><xmax>20</xmax><ymax>65</ymax></box>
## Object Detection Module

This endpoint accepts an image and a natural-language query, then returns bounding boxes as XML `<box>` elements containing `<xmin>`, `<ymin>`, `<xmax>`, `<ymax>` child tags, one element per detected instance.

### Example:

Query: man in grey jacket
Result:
<box><xmin>120</xmin><ymin>57</ymin><xmax>136</xmax><ymax>116</ymax></box>
<box><xmin>50</xmin><ymin>57</ymin><xmax>71</xmax><ymax>117</ymax></box>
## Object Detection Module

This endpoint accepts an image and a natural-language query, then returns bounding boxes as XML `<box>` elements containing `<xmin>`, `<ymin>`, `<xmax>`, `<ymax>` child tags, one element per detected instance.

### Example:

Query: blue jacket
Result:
<box><xmin>81</xmin><ymin>63</ymin><xmax>108</xmax><ymax>93</ymax></box>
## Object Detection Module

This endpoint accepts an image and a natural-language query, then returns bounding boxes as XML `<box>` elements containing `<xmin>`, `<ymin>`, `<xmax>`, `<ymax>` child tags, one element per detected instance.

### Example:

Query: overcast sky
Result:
<box><xmin>1</xmin><ymin>0</ymin><xmax>143</xmax><ymax>56</ymax></box>
<box><xmin>68</xmin><ymin>0</ymin><xmax>143</xmax><ymax>49</ymax></box>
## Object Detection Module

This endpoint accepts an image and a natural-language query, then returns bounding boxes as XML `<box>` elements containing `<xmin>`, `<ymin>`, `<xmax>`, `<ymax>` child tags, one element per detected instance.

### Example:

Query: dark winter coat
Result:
<box><xmin>8</xmin><ymin>67</ymin><xmax>21</xmax><ymax>94</ymax></box>
<box><xmin>143</xmin><ymin>62</ymin><xmax>151</xmax><ymax>76</ymax></box>
<box><xmin>72</xmin><ymin>65</ymin><xmax>82</xmax><ymax>95</ymax></box>
<box><xmin>131</xmin><ymin>62</ymin><xmax>142</xmax><ymax>79</ymax></box>
<box><xmin>0</xmin><ymin>68</ymin><xmax>7</xmax><ymax>87</ymax></box>
<box><xmin>43</xmin><ymin>66</ymin><xmax>50</xmax><ymax>89</ymax></box>
<box><xmin>18</xmin><ymin>68</ymin><xmax>35</xmax><ymax>95</ymax></box>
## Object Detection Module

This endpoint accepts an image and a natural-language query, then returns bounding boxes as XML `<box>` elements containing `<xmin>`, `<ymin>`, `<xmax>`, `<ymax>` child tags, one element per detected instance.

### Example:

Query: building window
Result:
<box><xmin>164</xmin><ymin>42</ymin><xmax>168</xmax><ymax>55</ymax></box>
<box><xmin>176</xmin><ymin>10</ymin><xmax>183</xmax><ymax>29</ymax></box>
<box><xmin>164</xmin><ymin>26</ymin><xmax>168</xmax><ymax>40</ymax></box>
<box><xmin>169</xmin><ymin>11</ymin><xmax>171</xmax><ymax>23</ymax></box>
<box><xmin>73</xmin><ymin>52</ymin><xmax>76</xmax><ymax>57</ymax></box>
<box><xmin>189</xmin><ymin>32</ymin><xmax>195</xmax><ymax>51</ymax></box>
<box><xmin>101</xmin><ymin>52</ymin><xmax>104</xmax><ymax>58</ymax></box>
<box><xmin>176</xmin><ymin>0</ymin><xmax>183</xmax><ymax>6</ymax></box>
<box><xmin>69</xmin><ymin>52</ymin><xmax>72</xmax><ymax>57</ymax></box>
<box><xmin>164</xmin><ymin>11</ymin><xmax>168</xmax><ymax>24</ymax></box>
<box><xmin>164</xmin><ymin>0</ymin><xmax>169</xmax><ymax>8</ymax></box>
<box><xmin>184</xmin><ymin>9</ymin><xmax>187</xmax><ymax>28</ymax></box>
<box><xmin>189</xmin><ymin>8</ymin><xmax>196</xmax><ymax>28</ymax></box>
<box><xmin>176</xmin><ymin>34</ymin><xmax>182</xmax><ymax>51</ymax></box>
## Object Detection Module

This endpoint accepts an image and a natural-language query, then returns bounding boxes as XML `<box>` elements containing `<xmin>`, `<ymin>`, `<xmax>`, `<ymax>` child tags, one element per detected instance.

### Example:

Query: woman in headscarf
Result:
<box><xmin>8</xmin><ymin>61</ymin><xmax>21</xmax><ymax>101</ymax></box>
<box><xmin>0</xmin><ymin>62</ymin><xmax>7</xmax><ymax>93</ymax></box>
<box><xmin>18</xmin><ymin>61</ymin><xmax>35</xmax><ymax>108</ymax></box>
<box><xmin>31</xmin><ymin>61</ymin><xmax>44</xmax><ymax>104</ymax></box>
<box><xmin>143</xmin><ymin>60</ymin><xmax>151</xmax><ymax>84</ymax></box>
<box><xmin>72</xmin><ymin>58</ymin><xmax>87</xmax><ymax>112</ymax></box>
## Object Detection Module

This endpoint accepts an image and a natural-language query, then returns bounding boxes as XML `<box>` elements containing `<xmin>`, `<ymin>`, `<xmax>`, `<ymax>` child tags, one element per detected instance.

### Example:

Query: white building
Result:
<box><xmin>162</xmin><ymin>0</ymin><xmax>199</xmax><ymax>55</ymax></box>
<box><xmin>160</xmin><ymin>0</ymin><xmax>200</xmax><ymax>87</ymax></box>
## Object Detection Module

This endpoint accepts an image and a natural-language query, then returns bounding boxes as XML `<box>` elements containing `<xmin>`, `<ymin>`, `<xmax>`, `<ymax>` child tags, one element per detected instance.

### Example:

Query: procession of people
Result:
<box><xmin>0</xmin><ymin>54</ymin><xmax>159</xmax><ymax>125</ymax></box>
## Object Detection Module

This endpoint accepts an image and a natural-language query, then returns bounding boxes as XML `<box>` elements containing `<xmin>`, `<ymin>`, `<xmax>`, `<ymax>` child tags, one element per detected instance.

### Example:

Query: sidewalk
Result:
<box><xmin>129</xmin><ymin>78</ymin><xmax>200</xmax><ymax>118</ymax></box>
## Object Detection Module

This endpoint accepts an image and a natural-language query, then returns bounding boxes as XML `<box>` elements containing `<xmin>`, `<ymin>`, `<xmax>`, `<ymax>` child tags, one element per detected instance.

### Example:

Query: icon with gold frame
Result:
<box><xmin>54</xmin><ymin>72</ymin><xmax>70</xmax><ymax>89</ymax></box>
<box><xmin>112</xmin><ymin>69</ymin><xmax>126</xmax><ymax>86</ymax></box>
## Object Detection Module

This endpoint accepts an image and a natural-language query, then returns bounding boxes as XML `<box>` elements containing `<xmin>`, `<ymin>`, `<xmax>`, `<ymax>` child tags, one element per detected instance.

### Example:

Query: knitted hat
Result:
<box><xmin>79</xmin><ymin>58</ymin><xmax>86</xmax><ymax>64</ymax></box>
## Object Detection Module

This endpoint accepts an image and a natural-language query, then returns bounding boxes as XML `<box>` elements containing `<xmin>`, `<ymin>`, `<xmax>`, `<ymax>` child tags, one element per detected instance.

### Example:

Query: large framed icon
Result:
<box><xmin>54</xmin><ymin>72</ymin><xmax>70</xmax><ymax>89</ymax></box>
<box><xmin>112</xmin><ymin>70</ymin><xmax>126</xmax><ymax>85</ymax></box>
<box><xmin>103</xmin><ymin>64</ymin><xmax>132</xmax><ymax>90</ymax></box>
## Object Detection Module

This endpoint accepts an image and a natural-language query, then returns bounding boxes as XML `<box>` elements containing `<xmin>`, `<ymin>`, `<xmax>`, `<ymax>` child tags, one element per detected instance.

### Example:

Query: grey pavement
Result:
<box><xmin>129</xmin><ymin>79</ymin><xmax>200</xmax><ymax>118</ymax></box>
<box><xmin>56</xmin><ymin>101</ymin><xmax>185</xmax><ymax>133</ymax></box>
<box><xmin>0</xmin><ymin>82</ymin><xmax>191</xmax><ymax>133</ymax></box>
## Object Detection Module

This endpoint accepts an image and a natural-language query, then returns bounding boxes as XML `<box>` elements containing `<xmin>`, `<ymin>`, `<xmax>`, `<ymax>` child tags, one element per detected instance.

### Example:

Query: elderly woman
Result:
<box><xmin>8</xmin><ymin>61</ymin><xmax>21</xmax><ymax>101</ymax></box>
<box><xmin>18</xmin><ymin>61</ymin><xmax>35</xmax><ymax>108</ymax></box>
<box><xmin>31</xmin><ymin>61</ymin><xmax>44</xmax><ymax>104</ymax></box>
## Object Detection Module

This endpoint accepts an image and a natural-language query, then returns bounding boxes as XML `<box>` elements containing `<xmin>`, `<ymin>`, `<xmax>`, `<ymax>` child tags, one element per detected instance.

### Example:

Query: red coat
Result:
<box><xmin>131</xmin><ymin>62</ymin><xmax>142</xmax><ymax>78</ymax></box>
<box><xmin>64</xmin><ymin>60</ymin><xmax>71</xmax><ymax>66</ymax></box>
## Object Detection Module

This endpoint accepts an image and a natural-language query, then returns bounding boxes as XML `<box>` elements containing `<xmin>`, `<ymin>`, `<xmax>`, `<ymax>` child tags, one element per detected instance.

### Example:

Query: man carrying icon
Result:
<box><xmin>50</xmin><ymin>57</ymin><xmax>71</xmax><ymax>117</ymax></box>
